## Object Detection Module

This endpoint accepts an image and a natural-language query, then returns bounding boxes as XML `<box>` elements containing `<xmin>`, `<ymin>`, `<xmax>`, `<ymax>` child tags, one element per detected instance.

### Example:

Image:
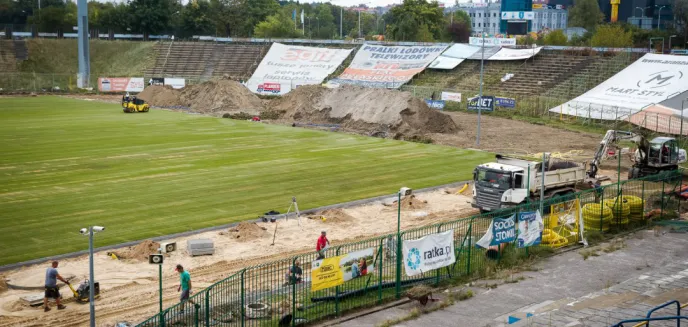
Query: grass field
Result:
<box><xmin>0</xmin><ymin>97</ymin><xmax>492</xmax><ymax>265</ymax></box>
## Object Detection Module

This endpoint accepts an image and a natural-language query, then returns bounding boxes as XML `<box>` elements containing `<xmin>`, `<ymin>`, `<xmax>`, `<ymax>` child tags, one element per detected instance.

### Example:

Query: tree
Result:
<box><xmin>128</xmin><ymin>0</ymin><xmax>180</xmax><ymax>34</ymax></box>
<box><xmin>254</xmin><ymin>10</ymin><xmax>299</xmax><ymax>38</ymax></box>
<box><xmin>385</xmin><ymin>0</ymin><xmax>445</xmax><ymax>41</ymax></box>
<box><xmin>568</xmin><ymin>0</ymin><xmax>604</xmax><ymax>31</ymax></box>
<box><xmin>241</xmin><ymin>0</ymin><xmax>280</xmax><ymax>36</ymax></box>
<box><xmin>591</xmin><ymin>24</ymin><xmax>633</xmax><ymax>47</ymax></box>
<box><xmin>416</xmin><ymin>23</ymin><xmax>434</xmax><ymax>41</ymax></box>
<box><xmin>446</xmin><ymin>22</ymin><xmax>471</xmax><ymax>42</ymax></box>
<box><xmin>671</xmin><ymin>0</ymin><xmax>688</xmax><ymax>45</ymax></box>
<box><xmin>543</xmin><ymin>29</ymin><xmax>568</xmax><ymax>45</ymax></box>
<box><xmin>179</xmin><ymin>0</ymin><xmax>215</xmax><ymax>38</ymax></box>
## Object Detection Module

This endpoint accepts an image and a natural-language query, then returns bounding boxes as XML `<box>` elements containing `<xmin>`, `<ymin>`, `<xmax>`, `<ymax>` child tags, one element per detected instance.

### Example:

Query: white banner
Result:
<box><xmin>549</xmin><ymin>54</ymin><xmax>688</xmax><ymax>120</ymax></box>
<box><xmin>469</xmin><ymin>37</ymin><xmax>517</xmax><ymax>46</ymax></box>
<box><xmin>164</xmin><ymin>78</ymin><xmax>186</xmax><ymax>89</ymax></box>
<box><xmin>489</xmin><ymin>47</ymin><xmax>543</xmax><ymax>60</ymax></box>
<box><xmin>98</xmin><ymin>77</ymin><xmax>144</xmax><ymax>92</ymax></box>
<box><xmin>247</xmin><ymin>43</ymin><xmax>352</xmax><ymax>96</ymax></box>
<box><xmin>402</xmin><ymin>230</ymin><xmax>455</xmax><ymax>277</ymax></box>
<box><xmin>501</xmin><ymin>11</ymin><xmax>535</xmax><ymax>20</ymax></box>
<box><xmin>441</xmin><ymin>91</ymin><xmax>462</xmax><ymax>102</ymax></box>
<box><xmin>428</xmin><ymin>57</ymin><xmax>464</xmax><ymax>70</ymax></box>
<box><xmin>327</xmin><ymin>44</ymin><xmax>448</xmax><ymax>88</ymax></box>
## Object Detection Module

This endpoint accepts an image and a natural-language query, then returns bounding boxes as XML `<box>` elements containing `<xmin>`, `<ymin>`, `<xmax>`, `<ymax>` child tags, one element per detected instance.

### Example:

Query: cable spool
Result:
<box><xmin>603</xmin><ymin>199</ymin><xmax>631</xmax><ymax>225</ymax></box>
<box><xmin>616</xmin><ymin>195</ymin><xmax>644</xmax><ymax>221</ymax></box>
<box><xmin>541</xmin><ymin>229</ymin><xmax>569</xmax><ymax>248</ymax></box>
<box><xmin>582</xmin><ymin>203</ymin><xmax>613</xmax><ymax>232</ymax></box>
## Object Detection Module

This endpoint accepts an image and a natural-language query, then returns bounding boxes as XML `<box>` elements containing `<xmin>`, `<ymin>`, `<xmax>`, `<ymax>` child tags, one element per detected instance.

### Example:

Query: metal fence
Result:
<box><xmin>0</xmin><ymin>73</ymin><xmax>210</xmax><ymax>93</ymax></box>
<box><xmin>135</xmin><ymin>170</ymin><xmax>682</xmax><ymax>327</ymax></box>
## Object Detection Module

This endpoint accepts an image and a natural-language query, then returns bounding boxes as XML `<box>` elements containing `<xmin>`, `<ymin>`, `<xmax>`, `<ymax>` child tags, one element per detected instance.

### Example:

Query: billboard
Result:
<box><xmin>425</xmin><ymin>99</ymin><xmax>446</xmax><ymax>110</ymax></box>
<box><xmin>327</xmin><ymin>44</ymin><xmax>448</xmax><ymax>88</ymax></box>
<box><xmin>501</xmin><ymin>11</ymin><xmax>535</xmax><ymax>20</ymax></box>
<box><xmin>441</xmin><ymin>92</ymin><xmax>462</xmax><ymax>102</ymax></box>
<box><xmin>428</xmin><ymin>44</ymin><xmax>480</xmax><ymax>70</ymax></box>
<box><xmin>428</xmin><ymin>57</ymin><xmax>465</xmax><ymax>70</ymax></box>
<box><xmin>549</xmin><ymin>54</ymin><xmax>688</xmax><ymax>120</ymax></box>
<box><xmin>490</xmin><ymin>47</ymin><xmax>543</xmax><ymax>60</ymax></box>
<box><xmin>164</xmin><ymin>78</ymin><xmax>185</xmax><ymax>89</ymax></box>
<box><xmin>98</xmin><ymin>78</ymin><xmax>144</xmax><ymax>92</ymax></box>
<box><xmin>311</xmin><ymin>248</ymin><xmax>375</xmax><ymax>291</ymax></box>
<box><xmin>467</xmin><ymin>96</ymin><xmax>495</xmax><ymax>111</ymax></box>
<box><xmin>402</xmin><ymin>230</ymin><xmax>456</xmax><ymax>277</ymax></box>
<box><xmin>469</xmin><ymin>37</ymin><xmax>517</xmax><ymax>46</ymax></box>
<box><xmin>247</xmin><ymin>43</ymin><xmax>352</xmax><ymax>95</ymax></box>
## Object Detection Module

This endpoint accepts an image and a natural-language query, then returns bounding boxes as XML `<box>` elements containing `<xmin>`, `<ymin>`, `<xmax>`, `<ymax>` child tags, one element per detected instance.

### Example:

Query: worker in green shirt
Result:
<box><xmin>176</xmin><ymin>264</ymin><xmax>196</xmax><ymax>312</ymax></box>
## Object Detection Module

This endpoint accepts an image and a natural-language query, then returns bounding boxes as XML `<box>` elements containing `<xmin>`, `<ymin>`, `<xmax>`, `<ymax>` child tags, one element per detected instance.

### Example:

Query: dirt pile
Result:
<box><xmin>138</xmin><ymin>79</ymin><xmax>264</xmax><ymax>115</ymax></box>
<box><xmin>309</xmin><ymin>208</ymin><xmax>355</xmax><ymax>224</ymax></box>
<box><xmin>397</xmin><ymin>195</ymin><xmax>428</xmax><ymax>210</ymax></box>
<box><xmin>230</xmin><ymin>222</ymin><xmax>268</xmax><ymax>241</ymax></box>
<box><xmin>270</xmin><ymin>85</ymin><xmax>457</xmax><ymax>135</ymax></box>
<box><xmin>114</xmin><ymin>240</ymin><xmax>161</xmax><ymax>261</ymax></box>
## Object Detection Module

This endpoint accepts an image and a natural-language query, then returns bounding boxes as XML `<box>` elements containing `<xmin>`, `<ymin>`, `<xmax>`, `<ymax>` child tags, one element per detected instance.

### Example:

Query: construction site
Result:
<box><xmin>1</xmin><ymin>35</ymin><xmax>688</xmax><ymax>327</ymax></box>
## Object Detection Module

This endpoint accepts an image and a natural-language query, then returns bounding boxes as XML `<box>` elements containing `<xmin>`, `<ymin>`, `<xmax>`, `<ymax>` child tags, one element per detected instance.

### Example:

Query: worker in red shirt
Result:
<box><xmin>316</xmin><ymin>230</ymin><xmax>330</xmax><ymax>259</ymax></box>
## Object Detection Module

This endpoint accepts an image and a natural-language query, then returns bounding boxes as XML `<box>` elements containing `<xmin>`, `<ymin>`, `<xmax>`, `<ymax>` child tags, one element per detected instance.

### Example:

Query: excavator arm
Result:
<box><xmin>588</xmin><ymin>130</ymin><xmax>645</xmax><ymax>178</ymax></box>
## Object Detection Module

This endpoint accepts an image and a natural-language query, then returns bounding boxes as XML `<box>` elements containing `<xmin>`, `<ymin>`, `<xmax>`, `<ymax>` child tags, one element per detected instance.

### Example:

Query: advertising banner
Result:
<box><xmin>532</xmin><ymin>4</ymin><xmax>544</xmax><ymax>9</ymax></box>
<box><xmin>164</xmin><ymin>78</ymin><xmax>186</xmax><ymax>89</ymax></box>
<box><xmin>247</xmin><ymin>43</ymin><xmax>352</xmax><ymax>96</ymax></box>
<box><xmin>495</xmin><ymin>97</ymin><xmax>516</xmax><ymax>107</ymax></box>
<box><xmin>311</xmin><ymin>248</ymin><xmax>375</xmax><ymax>291</ymax></box>
<box><xmin>489</xmin><ymin>47</ymin><xmax>543</xmax><ymax>60</ymax></box>
<box><xmin>149</xmin><ymin>78</ymin><xmax>164</xmax><ymax>86</ymax></box>
<box><xmin>549</xmin><ymin>54</ymin><xmax>688</xmax><ymax>120</ymax></box>
<box><xmin>467</xmin><ymin>96</ymin><xmax>495</xmax><ymax>111</ymax></box>
<box><xmin>327</xmin><ymin>44</ymin><xmax>448</xmax><ymax>88</ymax></box>
<box><xmin>402</xmin><ymin>230</ymin><xmax>456</xmax><ymax>277</ymax></box>
<box><xmin>476</xmin><ymin>215</ymin><xmax>516</xmax><ymax>248</ymax></box>
<box><xmin>501</xmin><ymin>11</ymin><xmax>535</xmax><ymax>20</ymax></box>
<box><xmin>469</xmin><ymin>37</ymin><xmax>517</xmax><ymax>46</ymax></box>
<box><xmin>517</xmin><ymin>211</ymin><xmax>543</xmax><ymax>248</ymax></box>
<box><xmin>428</xmin><ymin>44</ymin><xmax>480</xmax><ymax>69</ymax></box>
<box><xmin>428</xmin><ymin>57</ymin><xmax>464</xmax><ymax>70</ymax></box>
<box><xmin>98</xmin><ymin>78</ymin><xmax>144</xmax><ymax>92</ymax></box>
<box><xmin>425</xmin><ymin>99</ymin><xmax>446</xmax><ymax>110</ymax></box>
<box><xmin>441</xmin><ymin>92</ymin><xmax>462</xmax><ymax>102</ymax></box>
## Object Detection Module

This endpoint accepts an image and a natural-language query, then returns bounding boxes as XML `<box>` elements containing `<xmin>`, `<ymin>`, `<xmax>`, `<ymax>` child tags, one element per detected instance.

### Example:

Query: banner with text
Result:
<box><xmin>425</xmin><ymin>99</ymin><xmax>446</xmax><ymax>110</ymax></box>
<box><xmin>248</xmin><ymin>43</ymin><xmax>352</xmax><ymax>96</ymax></box>
<box><xmin>402</xmin><ymin>230</ymin><xmax>456</xmax><ymax>277</ymax></box>
<box><xmin>98</xmin><ymin>77</ymin><xmax>144</xmax><ymax>92</ymax></box>
<box><xmin>476</xmin><ymin>215</ymin><xmax>516</xmax><ymax>248</ymax></box>
<box><xmin>311</xmin><ymin>248</ymin><xmax>375</xmax><ymax>291</ymax></box>
<box><xmin>549</xmin><ymin>54</ymin><xmax>688</xmax><ymax>120</ymax></box>
<box><xmin>489</xmin><ymin>47</ymin><xmax>542</xmax><ymax>60</ymax></box>
<box><xmin>327</xmin><ymin>44</ymin><xmax>448</xmax><ymax>88</ymax></box>
<box><xmin>517</xmin><ymin>211</ymin><xmax>543</xmax><ymax>248</ymax></box>
<box><xmin>469</xmin><ymin>37</ymin><xmax>517</xmax><ymax>46</ymax></box>
<box><xmin>441</xmin><ymin>92</ymin><xmax>462</xmax><ymax>102</ymax></box>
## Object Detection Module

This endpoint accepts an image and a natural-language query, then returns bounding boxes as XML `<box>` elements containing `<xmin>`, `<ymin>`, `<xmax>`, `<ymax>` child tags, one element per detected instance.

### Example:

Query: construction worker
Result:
<box><xmin>316</xmin><ymin>231</ymin><xmax>330</xmax><ymax>260</ymax></box>
<box><xmin>176</xmin><ymin>264</ymin><xmax>196</xmax><ymax>312</ymax></box>
<box><xmin>43</xmin><ymin>261</ymin><xmax>69</xmax><ymax>312</ymax></box>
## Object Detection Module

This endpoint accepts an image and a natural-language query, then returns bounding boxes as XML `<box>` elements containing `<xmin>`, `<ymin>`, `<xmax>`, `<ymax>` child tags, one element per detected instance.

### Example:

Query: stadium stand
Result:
<box><xmin>497</xmin><ymin>51</ymin><xmax>593</xmax><ymax>95</ymax></box>
<box><xmin>144</xmin><ymin>42</ymin><xmax>266</xmax><ymax>80</ymax></box>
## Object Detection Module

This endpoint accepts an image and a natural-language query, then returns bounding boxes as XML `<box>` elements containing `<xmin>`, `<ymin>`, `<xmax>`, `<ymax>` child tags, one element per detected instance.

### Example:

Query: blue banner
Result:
<box><xmin>425</xmin><ymin>99</ymin><xmax>445</xmax><ymax>110</ymax></box>
<box><xmin>517</xmin><ymin>211</ymin><xmax>543</xmax><ymax>248</ymax></box>
<box><xmin>490</xmin><ymin>215</ymin><xmax>516</xmax><ymax>246</ymax></box>
<box><xmin>495</xmin><ymin>97</ymin><xmax>516</xmax><ymax>108</ymax></box>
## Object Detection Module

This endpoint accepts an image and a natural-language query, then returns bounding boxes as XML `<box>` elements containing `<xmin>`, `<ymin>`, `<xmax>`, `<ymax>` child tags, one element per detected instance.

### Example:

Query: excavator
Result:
<box><xmin>588</xmin><ymin>130</ymin><xmax>686</xmax><ymax>180</ymax></box>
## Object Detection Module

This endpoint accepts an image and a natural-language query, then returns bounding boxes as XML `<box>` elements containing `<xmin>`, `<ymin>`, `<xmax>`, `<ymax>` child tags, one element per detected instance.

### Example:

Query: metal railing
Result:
<box><xmin>135</xmin><ymin>170</ymin><xmax>682</xmax><ymax>327</ymax></box>
<box><xmin>613</xmin><ymin>300</ymin><xmax>688</xmax><ymax>326</ymax></box>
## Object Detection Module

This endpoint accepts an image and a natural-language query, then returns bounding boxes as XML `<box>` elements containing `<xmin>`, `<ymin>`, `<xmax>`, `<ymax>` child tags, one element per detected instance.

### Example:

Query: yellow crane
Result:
<box><xmin>610</xmin><ymin>0</ymin><xmax>620</xmax><ymax>22</ymax></box>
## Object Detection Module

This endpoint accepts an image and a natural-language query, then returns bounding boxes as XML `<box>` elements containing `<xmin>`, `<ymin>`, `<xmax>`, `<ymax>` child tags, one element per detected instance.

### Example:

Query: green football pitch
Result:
<box><xmin>0</xmin><ymin>96</ymin><xmax>492</xmax><ymax>265</ymax></box>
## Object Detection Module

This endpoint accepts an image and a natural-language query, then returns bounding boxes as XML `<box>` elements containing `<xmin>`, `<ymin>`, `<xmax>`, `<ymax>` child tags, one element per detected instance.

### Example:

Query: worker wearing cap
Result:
<box><xmin>176</xmin><ymin>264</ymin><xmax>196</xmax><ymax>312</ymax></box>
<box><xmin>316</xmin><ymin>231</ymin><xmax>330</xmax><ymax>260</ymax></box>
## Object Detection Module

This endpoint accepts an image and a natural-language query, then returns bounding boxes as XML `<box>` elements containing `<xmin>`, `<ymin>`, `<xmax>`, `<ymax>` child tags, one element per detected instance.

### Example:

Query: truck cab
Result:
<box><xmin>472</xmin><ymin>162</ymin><xmax>529</xmax><ymax>212</ymax></box>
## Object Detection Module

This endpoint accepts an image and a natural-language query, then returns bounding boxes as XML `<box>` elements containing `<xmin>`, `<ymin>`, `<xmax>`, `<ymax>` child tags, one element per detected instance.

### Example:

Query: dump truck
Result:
<box><xmin>471</xmin><ymin>154</ymin><xmax>587</xmax><ymax>212</ymax></box>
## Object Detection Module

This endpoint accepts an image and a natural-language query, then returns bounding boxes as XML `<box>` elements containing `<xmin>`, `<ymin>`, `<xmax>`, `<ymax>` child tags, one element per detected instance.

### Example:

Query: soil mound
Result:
<box><xmin>271</xmin><ymin>85</ymin><xmax>457</xmax><ymax>135</ymax></box>
<box><xmin>230</xmin><ymin>222</ymin><xmax>268</xmax><ymax>241</ymax></box>
<box><xmin>114</xmin><ymin>240</ymin><xmax>161</xmax><ymax>261</ymax></box>
<box><xmin>398</xmin><ymin>195</ymin><xmax>427</xmax><ymax>210</ymax></box>
<box><xmin>139</xmin><ymin>79</ymin><xmax>264</xmax><ymax>115</ymax></box>
<box><xmin>310</xmin><ymin>208</ymin><xmax>355</xmax><ymax>224</ymax></box>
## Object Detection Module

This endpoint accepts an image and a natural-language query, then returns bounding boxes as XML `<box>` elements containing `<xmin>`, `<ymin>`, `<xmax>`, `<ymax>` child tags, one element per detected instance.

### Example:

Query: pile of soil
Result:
<box><xmin>114</xmin><ymin>240</ymin><xmax>161</xmax><ymax>261</ymax></box>
<box><xmin>310</xmin><ymin>208</ymin><xmax>355</xmax><ymax>224</ymax></box>
<box><xmin>230</xmin><ymin>222</ymin><xmax>268</xmax><ymax>241</ymax></box>
<box><xmin>270</xmin><ymin>85</ymin><xmax>457</xmax><ymax>135</ymax></box>
<box><xmin>138</xmin><ymin>79</ymin><xmax>264</xmax><ymax>115</ymax></box>
<box><xmin>398</xmin><ymin>195</ymin><xmax>428</xmax><ymax>210</ymax></box>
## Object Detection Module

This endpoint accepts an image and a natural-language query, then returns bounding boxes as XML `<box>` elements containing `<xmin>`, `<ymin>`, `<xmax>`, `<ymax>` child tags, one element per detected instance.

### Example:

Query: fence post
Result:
<box><xmin>240</xmin><ymin>269</ymin><xmax>246</xmax><ymax>327</ymax></box>
<box><xmin>204</xmin><ymin>286</ymin><xmax>211</xmax><ymax>327</ymax></box>
<box><xmin>395</xmin><ymin>232</ymin><xmax>403</xmax><ymax>299</ymax></box>
<box><xmin>466</xmin><ymin>221</ymin><xmax>472</xmax><ymax>275</ymax></box>
<box><xmin>292</xmin><ymin>256</ymin><xmax>298</xmax><ymax>327</ymax></box>
<box><xmin>160</xmin><ymin>309</ymin><xmax>166</xmax><ymax>327</ymax></box>
<box><xmin>377</xmin><ymin>239</ymin><xmax>384</xmax><ymax>303</ymax></box>
<box><xmin>435</xmin><ymin>223</ymin><xmax>443</xmax><ymax>285</ymax></box>
<box><xmin>335</xmin><ymin>246</ymin><xmax>342</xmax><ymax>317</ymax></box>
<box><xmin>600</xmin><ymin>187</ymin><xmax>605</xmax><ymax>232</ymax></box>
<box><xmin>194</xmin><ymin>302</ymin><xmax>200</xmax><ymax>327</ymax></box>
<box><xmin>661</xmin><ymin>178</ymin><xmax>666</xmax><ymax>220</ymax></box>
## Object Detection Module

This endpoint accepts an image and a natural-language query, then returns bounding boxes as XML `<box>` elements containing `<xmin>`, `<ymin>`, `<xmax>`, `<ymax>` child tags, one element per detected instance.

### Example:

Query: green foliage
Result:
<box><xmin>385</xmin><ymin>0</ymin><xmax>445</xmax><ymax>41</ymax></box>
<box><xmin>128</xmin><ymin>0</ymin><xmax>181</xmax><ymax>34</ymax></box>
<box><xmin>591</xmin><ymin>24</ymin><xmax>633</xmax><ymax>48</ymax></box>
<box><xmin>416</xmin><ymin>23</ymin><xmax>435</xmax><ymax>42</ymax></box>
<box><xmin>543</xmin><ymin>30</ymin><xmax>568</xmax><ymax>45</ymax></box>
<box><xmin>568</xmin><ymin>0</ymin><xmax>604</xmax><ymax>31</ymax></box>
<box><xmin>179</xmin><ymin>0</ymin><xmax>215</xmax><ymax>38</ymax></box>
<box><xmin>254</xmin><ymin>10</ymin><xmax>299</xmax><ymax>38</ymax></box>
